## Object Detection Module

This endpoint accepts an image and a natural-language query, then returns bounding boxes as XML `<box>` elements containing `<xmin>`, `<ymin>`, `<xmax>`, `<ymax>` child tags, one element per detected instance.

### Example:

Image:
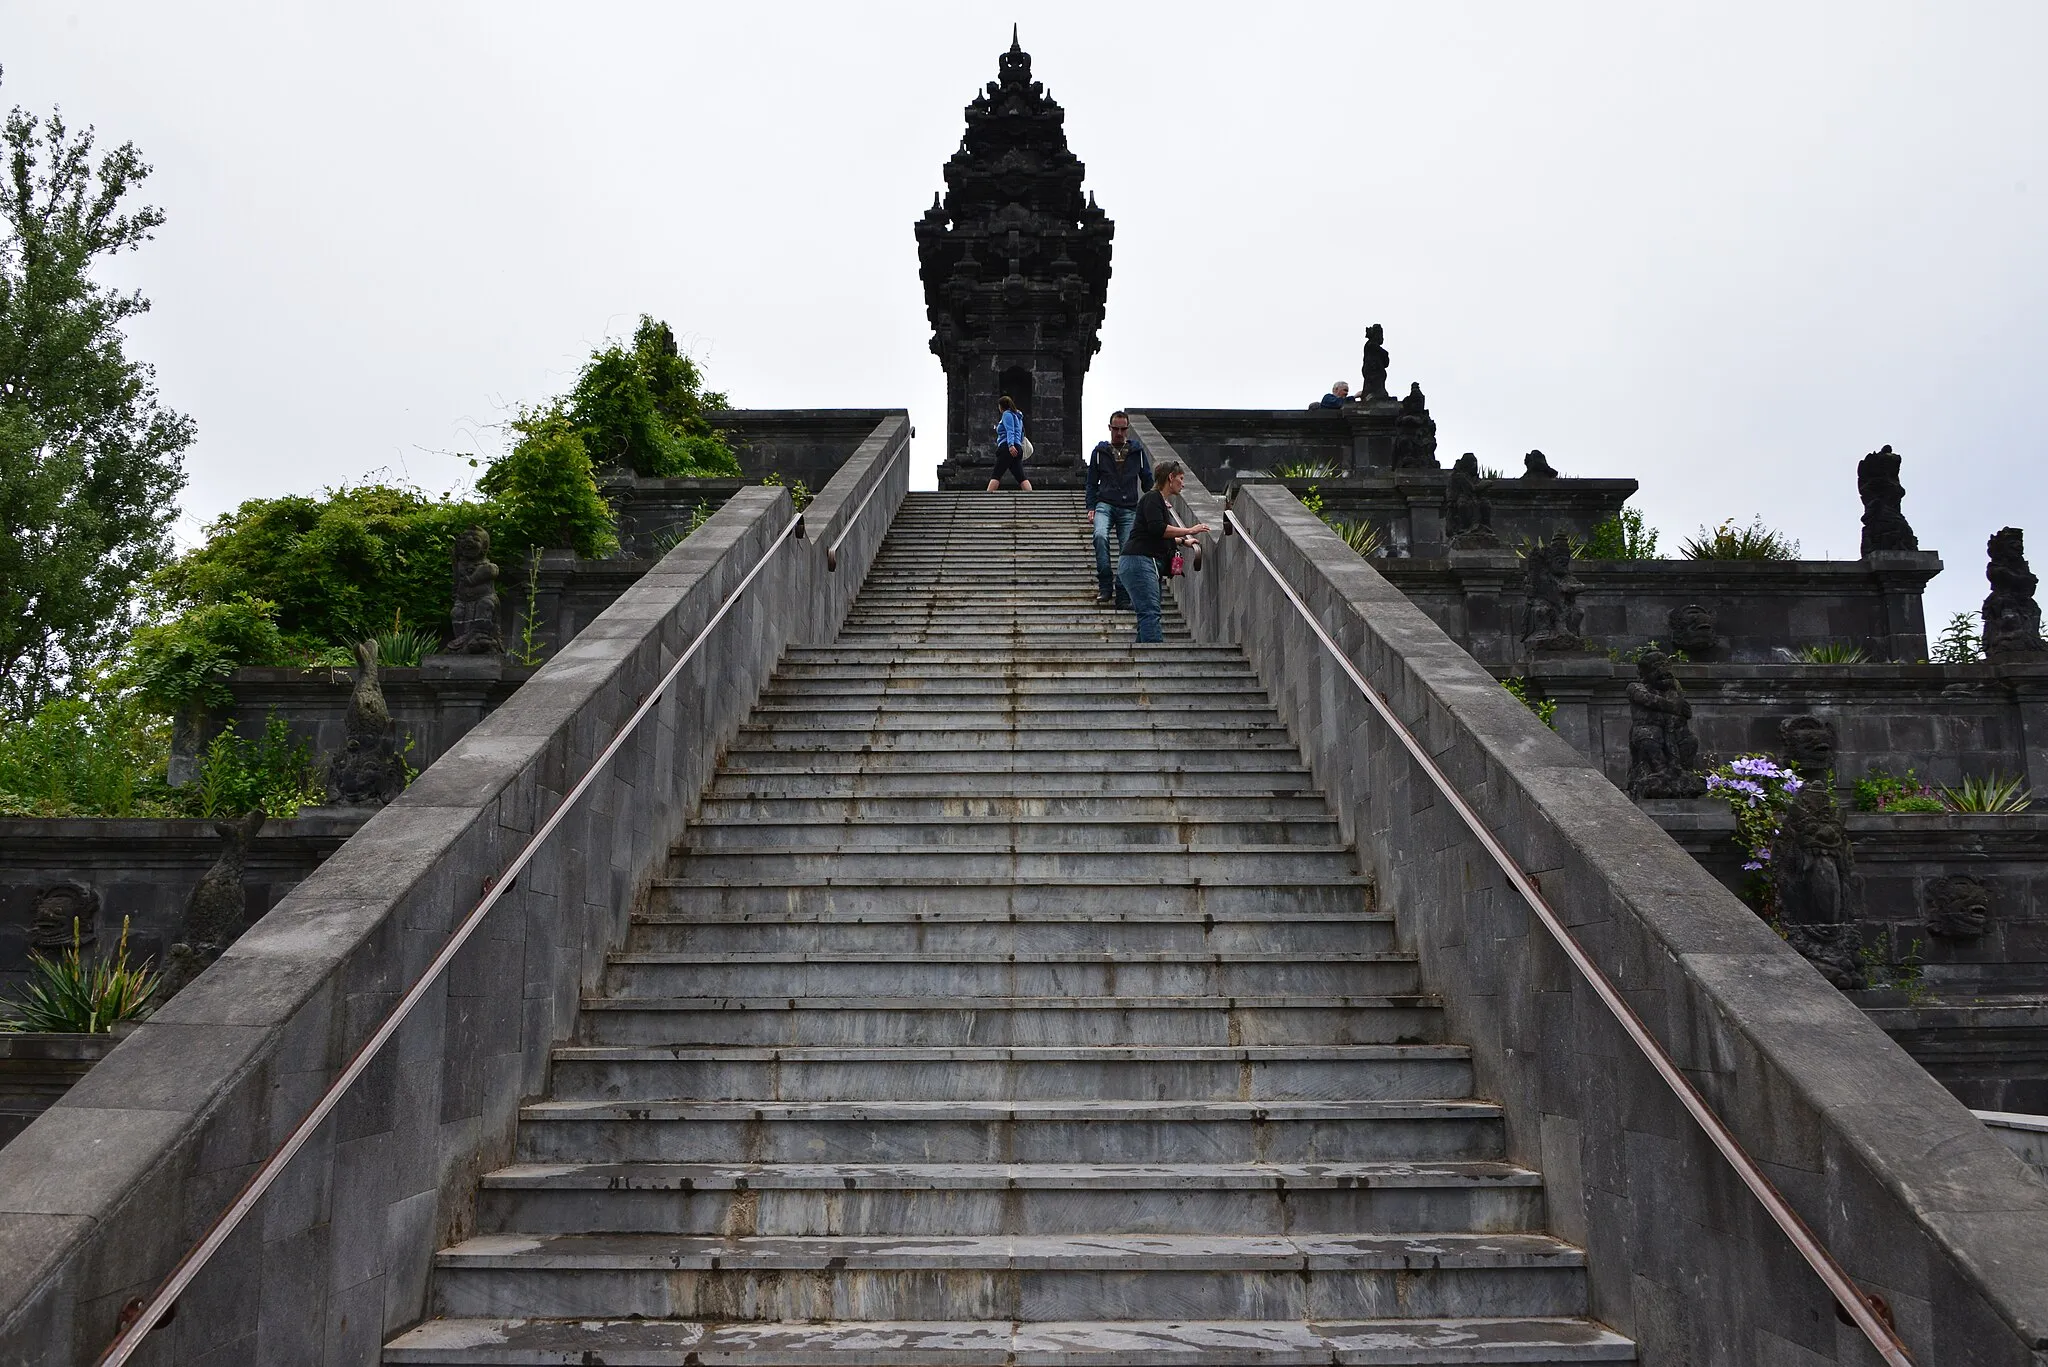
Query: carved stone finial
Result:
<box><xmin>1856</xmin><ymin>445</ymin><xmax>1918</xmax><ymax>554</ymax></box>
<box><xmin>1520</xmin><ymin>531</ymin><xmax>1586</xmax><ymax>652</ymax></box>
<box><xmin>1521</xmin><ymin>449</ymin><xmax>1559</xmax><ymax>479</ymax></box>
<box><xmin>1359</xmin><ymin>323</ymin><xmax>1390</xmax><ymax>402</ymax></box>
<box><xmin>1925</xmin><ymin>875</ymin><xmax>1994</xmax><ymax>940</ymax></box>
<box><xmin>1444</xmin><ymin>454</ymin><xmax>1500</xmax><ymax>549</ymax></box>
<box><xmin>1388</xmin><ymin>383</ymin><xmax>1438</xmax><ymax>471</ymax></box>
<box><xmin>1667</xmin><ymin>604</ymin><xmax>1718</xmax><ymax>655</ymax></box>
<box><xmin>1776</xmin><ymin>714</ymin><xmax>1837</xmax><ymax>779</ymax></box>
<box><xmin>1983</xmin><ymin>527</ymin><xmax>2048</xmax><ymax>661</ymax></box>
<box><xmin>1625</xmin><ymin>651</ymin><xmax>1706</xmax><ymax>798</ymax></box>
<box><xmin>1770</xmin><ymin>783</ymin><xmax>1862</xmax><ymax>988</ymax></box>
<box><xmin>326</xmin><ymin>640</ymin><xmax>407</xmax><ymax>807</ymax></box>
<box><xmin>159</xmin><ymin>811</ymin><xmax>266</xmax><ymax>999</ymax></box>
<box><xmin>446</xmin><ymin>525</ymin><xmax>503</xmax><ymax>655</ymax></box>
<box><xmin>30</xmin><ymin>882</ymin><xmax>99</xmax><ymax>954</ymax></box>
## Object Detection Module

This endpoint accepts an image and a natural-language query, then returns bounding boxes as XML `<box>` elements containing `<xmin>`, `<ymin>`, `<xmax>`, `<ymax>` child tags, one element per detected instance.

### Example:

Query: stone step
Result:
<box><xmin>727</xmin><ymin>741</ymin><xmax>1303</xmax><ymax>767</ymax></box>
<box><xmin>702</xmin><ymin>768</ymin><xmax>1320</xmax><ymax>796</ymax></box>
<box><xmin>545</xmin><ymin>1043</ymin><xmax>1469</xmax><ymax>1103</ymax></box>
<box><xmin>597</xmin><ymin>953</ymin><xmax>1421</xmax><ymax>1000</ymax></box>
<box><xmin>642</xmin><ymin>880</ymin><xmax>1375</xmax><ymax>922</ymax></box>
<box><xmin>663</xmin><ymin>849</ymin><xmax>1359</xmax><ymax>882</ymax></box>
<box><xmin>426</xmin><ymin>1231</ymin><xmax>1586</xmax><ymax>1321</ymax></box>
<box><xmin>757</xmin><ymin>682</ymin><xmax>1273</xmax><ymax>702</ymax></box>
<box><xmin>677</xmin><ymin>817</ymin><xmax>1341</xmax><ymax>851</ymax></box>
<box><xmin>575</xmin><ymin>995</ymin><xmax>1445</xmax><ymax>1047</ymax></box>
<box><xmin>625</xmin><ymin>913</ymin><xmax>1393</xmax><ymax>957</ymax></box>
<box><xmin>739</xmin><ymin>706</ymin><xmax>1281</xmax><ymax>730</ymax></box>
<box><xmin>385</xmin><ymin>1313</ymin><xmax>1638</xmax><ymax>1365</ymax></box>
<box><xmin>474</xmin><ymin>1159</ymin><xmax>1542</xmax><ymax>1237</ymax></box>
<box><xmin>781</xmin><ymin>644</ymin><xmax>1247</xmax><ymax>662</ymax></box>
<box><xmin>689</xmin><ymin>794</ymin><xmax>1335</xmax><ymax>822</ymax></box>
<box><xmin>513</xmin><ymin>1098</ymin><xmax>1501</xmax><ymax>1164</ymax></box>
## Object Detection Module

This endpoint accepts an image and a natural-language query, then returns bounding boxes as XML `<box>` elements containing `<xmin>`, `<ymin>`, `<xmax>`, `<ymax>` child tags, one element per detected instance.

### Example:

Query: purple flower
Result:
<box><xmin>1782</xmin><ymin>775</ymin><xmax>1803</xmax><ymax>793</ymax></box>
<box><xmin>1730</xmin><ymin>756</ymin><xmax>1785</xmax><ymax>778</ymax></box>
<box><xmin>1742</xmin><ymin>860</ymin><xmax>1763</xmax><ymax>871</ymax></box>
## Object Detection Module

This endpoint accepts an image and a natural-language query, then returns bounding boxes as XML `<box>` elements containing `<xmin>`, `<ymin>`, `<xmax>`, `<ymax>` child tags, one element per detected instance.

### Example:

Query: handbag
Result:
<box><xmin>1168</xmin><ymin>548</ymin><xmax>1185</xmax><ymax>577</ymax></box>
<box><xmin>1020</xmin><ymin>436</ymin><xmax>1033</xmax><ymax>461</ymax></box>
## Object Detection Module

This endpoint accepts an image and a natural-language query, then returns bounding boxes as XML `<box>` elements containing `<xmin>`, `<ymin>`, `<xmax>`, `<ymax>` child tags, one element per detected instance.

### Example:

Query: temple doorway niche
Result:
<box><xmin>999</xmin><ymin>368</ymin><xmax>1034</xmax><ymax>429</ymax></box>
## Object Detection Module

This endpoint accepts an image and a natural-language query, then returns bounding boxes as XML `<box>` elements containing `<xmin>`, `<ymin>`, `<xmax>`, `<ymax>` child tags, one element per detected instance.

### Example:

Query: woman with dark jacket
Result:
<box><xmin>1116</xmin><ymin>458</ymin><xmax>1209</xmax><ymax>643</ymax></box>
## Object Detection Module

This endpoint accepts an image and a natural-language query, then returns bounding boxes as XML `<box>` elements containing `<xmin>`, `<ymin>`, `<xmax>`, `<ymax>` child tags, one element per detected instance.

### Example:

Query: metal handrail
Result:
<box><xmin>1221</xmin><ymin>506</ymin><xmax>1915</xmax><ymax>1366</ymax></box>
<box><xmin>98</xmin><ymin>507</ymin><xmax>808</xmax><ymax>1365</ymax></box>
<box><xmin>826</xmin><ymin>435</ymin><xmax>907</xmax><ymax>571</ymax></box>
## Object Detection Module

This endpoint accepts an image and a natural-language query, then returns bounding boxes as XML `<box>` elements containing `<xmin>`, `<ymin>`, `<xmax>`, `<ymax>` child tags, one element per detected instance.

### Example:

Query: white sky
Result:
<box><xmin>6</xmin><ymin>2</ymin><xmax>2045</xmax><ymax>634</ymax></box>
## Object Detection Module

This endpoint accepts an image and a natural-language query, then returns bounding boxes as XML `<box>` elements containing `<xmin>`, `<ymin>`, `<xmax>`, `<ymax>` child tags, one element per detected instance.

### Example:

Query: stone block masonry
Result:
<box><xmin>1151</xmin><ymin>420</ymin><xmax>2048</xmax><ymax>1362</ymax></box>
<box><xmin>0</xmin><ymin>417</ymin><xmax>908</xmax><ymax>1364</ymax></box>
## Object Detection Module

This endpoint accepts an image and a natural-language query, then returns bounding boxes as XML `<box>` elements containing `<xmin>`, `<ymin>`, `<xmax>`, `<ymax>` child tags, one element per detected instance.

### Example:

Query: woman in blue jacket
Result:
<box><xmin>987</xmin><ymin>396</ymin><xmax>1032</xmax><ymax>492</ymax></box>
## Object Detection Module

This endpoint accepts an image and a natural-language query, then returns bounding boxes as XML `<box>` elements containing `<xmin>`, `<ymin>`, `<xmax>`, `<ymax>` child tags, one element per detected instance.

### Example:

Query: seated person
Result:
<box><xmin>1317</xmin><ymin>380</ymin><xmax>1353</xmax><ymax>409</ymax></box>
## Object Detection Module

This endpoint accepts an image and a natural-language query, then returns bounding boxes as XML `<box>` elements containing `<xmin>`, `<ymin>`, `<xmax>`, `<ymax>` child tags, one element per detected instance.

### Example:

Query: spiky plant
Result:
<box><xmin>1940</xmin><ymin>774</ymin><xmax>2032</xmax><ymax>813</ymax></box>
<box><xmin>372</xmin><ymin>626</ymin><xmax>440</xmax><ymax>668</ymax></box>
<box><xmin>1794</xmin><ymin>641</ymin><xmax>1869</xmax><ymax>664</ymax></box>
<box><xmin>1327</xmin><ymin>519</ymin><xmax>1383</xmax><ymax>557</ymax></box>
<box><xmin>2</xmin><ymin>918</ymin><xmax>160</xmax><ymax>1034</ymax></box>
<box><xmin>1272</xmin><ymin>459</ymin><xmax>1340</xmax><ymax>480</ymax></box>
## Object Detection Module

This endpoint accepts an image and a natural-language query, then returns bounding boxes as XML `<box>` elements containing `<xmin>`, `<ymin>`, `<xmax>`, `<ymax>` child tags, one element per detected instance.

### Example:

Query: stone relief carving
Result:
<box><xmin>1388</xmin><ymin>384</ymin><xmax>1438</xmax><ymax>470</ymax></box>
<box><xmin>159</xmin><ymin>811</ymin><xmax>266</xmax><ymax>999</ymax></box>
<box><xmin>445</xmin><ymin>525</ymin><xmax>503</xmax><ymax>656</ymax></box>
<box><xmin>1444</xmin><ymin>453</ymin><xmax>1501</xmax><ymax>549</ymax></box>
<box><xmin>30</xmin><ymin>881</ymin><xmax>99</xmax><ymax>954</ymax></box>
<box><xmin>1626</xmin><ymin>650</ymin><xmax>1706</xmax><ymax>798</ymax></box>
<box><xmin>1359</xmin><ymin>323</ymin><xmax>1391</xmax><ymax>402</ymax></box>
<box><xmin>1924</xmin><ymin>875</ymin><xmax>1994</xmax><ymax>940</ymax></box>
<box><xmin>326</xmin><ymin>640</ymin><xmax>407</xmax><ymax>807</ymax></box>
<box><xmin>1777</xmin><ymin>715</ymin><xmax>1837</xmax><ymax>779</ymax></box>
<box><xmin>1983</xmin><ymin>527</ymin><xmax>2048</xmax><ymax>661</ymax></box>
<box><xmin>1770</xmin><ymin>783</ymin><xmax>1862</xmax><ymax>989</ymax></box>
<box><xmin>1666</xmin><ymin>604</ymin><xmax>1718</xmax><ymax>656</ymax></box>
<box><xmin>1856</xmin><ymin>445</ymin><xmax>1919</xmax><ymax>554</ymax></box>
<box><xmin>1520</xmin><ymin>532</ymin><xmax>1586</xmax><ymax>652</ymax></box>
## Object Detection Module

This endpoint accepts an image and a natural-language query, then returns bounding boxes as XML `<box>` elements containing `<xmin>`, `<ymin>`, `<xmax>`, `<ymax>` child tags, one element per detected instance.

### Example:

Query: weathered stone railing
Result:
<box><xmin>0</xmin><ymin>415</ymin><xmax>908</xmax><ymax>1363</ymax></box>
<box><xmin>1151</xmin><ymin>442</ymin><xmax>2048</xmax><ymax>1359</ymax></box>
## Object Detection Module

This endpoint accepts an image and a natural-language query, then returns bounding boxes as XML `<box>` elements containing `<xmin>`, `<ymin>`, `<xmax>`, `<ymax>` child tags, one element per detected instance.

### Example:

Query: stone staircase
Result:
<box><xmin>387</xmin><ymin>491</ymin><xmax>1634</xmax><ymax>1364</ymax></box>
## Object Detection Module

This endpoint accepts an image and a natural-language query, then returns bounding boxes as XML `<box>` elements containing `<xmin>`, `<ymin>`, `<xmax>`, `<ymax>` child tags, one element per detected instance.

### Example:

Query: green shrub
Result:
<box><xmin>479</xmin><ymin>408</ymin><xmax>619</xmax><ymax>560</ymax></box>
<box><xmin>1932</xmin><ymin>612</ymin><xmax>1982</xmax><ymax>665</ymax></box>
<box><xmin>1854</xmin><ymin>766</ymin><xmax>1944</xmax><ymax>813</ymax></box>
<box><xmin>1</xmin><ymin>917</ymin><xmax>160</xmax><ymax>1033</ymax></box>
<box><xmin>761</xmin><ymin>473</ymin><xmax>813</xmax><ymax>512</ymax></box>
<box><xmin>187</xmin><ymin>713</ymin><xmax>325</xmax><ymax>819</ymax></box>
<box><xmin>567</xmin><ymin>316</ymin><xmax>737</xmax><ymax>478</ymax></box>
<box><xmin>0</xmin><ymin>690</ymin><xmax>171</xmax><ymax>817</ymax></box>
<box><xmin>372</xmin><ymin>625</ymin><xmax>439</xmax><ymax>668</ymax></box>
<box><xmin>1581</xmin><ymin>506</ymin><xmax>1660</xmax><ymax>559</ymax></box>
<box><xmin>1273</xmin><ymin>459</ymin><xmax>1339</xmax><ymax>480</ymax></box>
<box><xmin>125</xmin><ymin>597</ymin><xmax>289</xmax><ymax>714</ymax></box>
<box><xmin>1680</xmin><ymin>517</ymin><xmax>1799</xmax><ymax>561</ymax></box>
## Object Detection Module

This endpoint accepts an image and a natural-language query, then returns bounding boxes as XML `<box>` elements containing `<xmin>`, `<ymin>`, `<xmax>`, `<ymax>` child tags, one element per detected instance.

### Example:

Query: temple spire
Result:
<box><xmin>1010</xmin><ymin>23</ymin><xmax>1020</xmax><ymax>51</ymax></box>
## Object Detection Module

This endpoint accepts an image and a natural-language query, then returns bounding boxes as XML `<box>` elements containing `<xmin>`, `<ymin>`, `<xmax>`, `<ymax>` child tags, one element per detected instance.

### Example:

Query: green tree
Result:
<box><xmin>0</xmin><ymin>75</ymin><xmax>195</xmax><ymax>719</ymax></box>
<box><xmin>477</xmin><ymin>406</ymin><xmax>618</xmax><ymax>558</ymax></box>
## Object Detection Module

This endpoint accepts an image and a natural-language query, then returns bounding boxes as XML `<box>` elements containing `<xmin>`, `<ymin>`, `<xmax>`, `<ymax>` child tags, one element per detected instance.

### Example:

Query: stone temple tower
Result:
<box><xmin>918</xmin><ymin>28</ymin><xmax>1114</xmax><ymax>489</ymax></box>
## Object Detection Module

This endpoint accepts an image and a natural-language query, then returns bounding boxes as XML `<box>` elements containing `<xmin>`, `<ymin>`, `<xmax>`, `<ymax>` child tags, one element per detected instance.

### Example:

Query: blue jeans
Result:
<box><xmin>1118</xmin><ymin>553</ymin><xmax>1164</xmax><ymax>643</ymax></box>
<box><xmin>1092</xmin><ymin>503</ymin><xmax>1137</xmax><ymax>599</ymax></box>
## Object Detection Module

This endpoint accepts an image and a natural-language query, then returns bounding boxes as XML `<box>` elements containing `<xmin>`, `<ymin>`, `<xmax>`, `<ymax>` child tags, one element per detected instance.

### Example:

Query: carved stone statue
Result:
<box><xmin>1521</xmin><ymin>449</ymin><xmax>1559</xmax><ymax>479</ymax></box>
<box><xmin>30</xmin><ymin>882</ymin><xmax>99</xmax><ymax>954</ymax></box>
<box><xmin>326</xmin><ymin>640</ymin><xmax>407</xmax><ymax>807</ymax></box>
<box><xmin>1521</xmin><ymin>532</ymin><xmax>1586</xmax><ymax>652</ymax></box>
<box><xmin>1777</xmin><ymin>715</ymin><xmax>1837</xmax><ymax>779</ymax></box>
<box><xmin>1982</xmin><ymin>527</ymin><xmax>2048</xmax><ymax>661</ymax></box>
<box><xmin>1667</xmin><ymin>604</ymin><xmax>1718</xmax><ymax>656</ymax></box>
<box><xmin>1856</xmin><ymin>445</ymin><xmax>1919</xmax><ymax>554</ymax></box>
<box><xmin>1359</xmin><ymin>323</ymin><xmax>1390</xmax><ymax>402</ymax></box>
<box><xmin>1770</xmin><ymin>783</ymin><xmax>1862</xmax><ymax>989</ymax></box>
<box><xmin>445</xmin><ymin>525</ymin><xmax>503</xmax><ymax>655</ymax></box>
<box><xmin>1924</xmin><ymin>875</ymin><xmax>1994</xmax><ymax>940</ymax></box>
<box><xmin>1626</xmin><ymin>651</ymin><xmax>1706</xmax><ymax>798</ymax></box>
<box><xmin>1388</xmin><ymin>383</ymin><xmax>1438</xmax><ymax>470</ymax></box>
<box><xmin>1444</xmin><ymin>454</ymin><xmax>1501</xmax><ymax>549</ymax></box>
<box><xmin>159</xmin><ymin>812</ymin><xmax>266</xmax><ymax>1000</ymax></box>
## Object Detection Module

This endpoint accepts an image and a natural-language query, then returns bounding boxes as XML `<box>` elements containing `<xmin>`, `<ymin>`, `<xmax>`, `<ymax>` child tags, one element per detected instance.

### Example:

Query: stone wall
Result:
<box><xmin>1255</xmin><ymin>473</ymin><xmax>1636</xmax><ymax>556</ymax></box>
<box><xmin>0</xmin><ymin>415</ymin><xmax>910</xmax><ymax>1364</ymax></box>
<box><xmin>1162</xmin><ymin>463</ymin><xmax>2048</xmax><ymax>1361</ymax></box>
<box><xmin>0</xmin><ymin>813</ymin><xmax>371</xmax><ymax>997</ymax></box>
<box><xmin>1380</xmin><ymin>550</ymin><xmax>1941</xmax><ymax>667</ymax></box>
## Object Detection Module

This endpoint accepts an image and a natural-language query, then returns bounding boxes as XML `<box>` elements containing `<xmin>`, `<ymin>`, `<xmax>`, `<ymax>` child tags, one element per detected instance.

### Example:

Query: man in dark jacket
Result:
<box><xmin>1084</xmin><ymin>412</ymin><xmax>1153</xmax><ymax>606</ymax></box>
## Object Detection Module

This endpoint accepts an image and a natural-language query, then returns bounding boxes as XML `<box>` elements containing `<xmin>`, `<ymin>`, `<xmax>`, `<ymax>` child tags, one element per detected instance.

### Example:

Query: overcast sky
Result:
<box><xmin>7</xmin><ymin>2</ymin><xmax>2045</xmax><ymax>633</ymax></box>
